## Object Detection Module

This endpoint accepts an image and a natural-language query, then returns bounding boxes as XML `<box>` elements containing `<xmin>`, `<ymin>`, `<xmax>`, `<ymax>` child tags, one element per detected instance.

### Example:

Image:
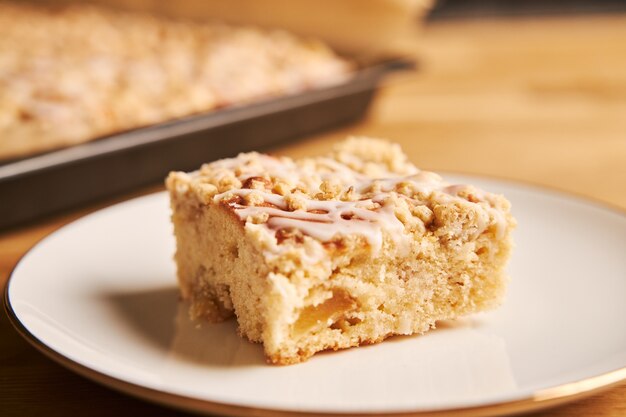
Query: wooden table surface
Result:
<box><xmin>2</xmin><ymin>14</ymin><xmax>625</xmax><ymax>417</ymax></box>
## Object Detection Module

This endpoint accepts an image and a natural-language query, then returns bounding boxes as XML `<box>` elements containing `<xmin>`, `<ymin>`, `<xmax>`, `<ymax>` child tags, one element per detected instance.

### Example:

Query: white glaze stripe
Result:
<box><xmin>208</xmin><ymin>155</ymin><xmax>507</xmax><ymax>248</ymax></box>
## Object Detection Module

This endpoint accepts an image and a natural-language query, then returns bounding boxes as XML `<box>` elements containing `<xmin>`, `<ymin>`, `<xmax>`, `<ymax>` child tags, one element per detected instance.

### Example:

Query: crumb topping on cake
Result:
<box><xmin>166</xmin><ymin>137</ymin><xmax>516</xmax><ymax>365</ymax></box>
<box><xmin>168</xmin><ymin>138</ymin><xmax>509</xmax><ymax>266</ymax></box>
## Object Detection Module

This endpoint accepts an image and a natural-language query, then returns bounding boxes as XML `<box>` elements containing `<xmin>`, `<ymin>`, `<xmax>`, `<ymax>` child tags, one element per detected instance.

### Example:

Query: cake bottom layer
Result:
<box><xmin>170</xmin><ymin>193</ymin><xmax>511</xmax><ymax>365</ymax></box>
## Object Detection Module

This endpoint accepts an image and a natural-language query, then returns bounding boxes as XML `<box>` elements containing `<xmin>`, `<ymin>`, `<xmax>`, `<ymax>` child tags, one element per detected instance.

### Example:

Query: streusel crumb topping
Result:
<box><xmin>167</xmin><ymin>138</ymin><xmax>509</xmax><ymax>260</ymax></box>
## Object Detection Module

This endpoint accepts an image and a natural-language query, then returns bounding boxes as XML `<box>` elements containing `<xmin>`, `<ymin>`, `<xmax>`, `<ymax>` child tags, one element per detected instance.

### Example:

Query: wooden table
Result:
<box><xmin>2</xmin><ymin>14</ymin><xmax>625</xmax><ymax>417</ymax></box>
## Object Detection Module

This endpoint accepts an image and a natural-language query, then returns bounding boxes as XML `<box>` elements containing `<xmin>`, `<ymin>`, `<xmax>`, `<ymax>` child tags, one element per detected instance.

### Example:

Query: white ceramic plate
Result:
<box><xmin>5</xmin><ymin>175</ymin><xmax>626</xmax><ymax>417</ymax></box>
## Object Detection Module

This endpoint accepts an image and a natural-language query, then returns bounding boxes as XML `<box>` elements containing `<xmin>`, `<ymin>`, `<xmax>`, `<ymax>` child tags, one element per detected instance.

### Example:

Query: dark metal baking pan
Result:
<box><xmin>0</xmin><ymin>58</ymin><xmax>414</xmax><ymax>230</ymax></box>
<box><xmin>428</xmin><ymin>0</ymin><xmax>626</xmax><ymax>20</ymax></box>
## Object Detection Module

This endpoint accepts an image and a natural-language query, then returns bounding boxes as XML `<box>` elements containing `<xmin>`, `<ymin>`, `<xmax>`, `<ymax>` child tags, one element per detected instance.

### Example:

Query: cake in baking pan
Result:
<box><xmin>0</xmin><ymin>2</ymin><xmax>351</xmax><ymax>160</ymax></box>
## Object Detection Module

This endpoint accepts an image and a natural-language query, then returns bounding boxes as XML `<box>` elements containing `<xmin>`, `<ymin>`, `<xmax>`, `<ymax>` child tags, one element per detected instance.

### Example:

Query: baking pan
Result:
<box><xmin>428</xmin><ymin>0</ymin><xmax>626</xmax><ymax>20</ymax></box>
<box><xmin>0</xmin><ymin>58</ymin><xmax>414</xmax><ymax>230</ymax></box>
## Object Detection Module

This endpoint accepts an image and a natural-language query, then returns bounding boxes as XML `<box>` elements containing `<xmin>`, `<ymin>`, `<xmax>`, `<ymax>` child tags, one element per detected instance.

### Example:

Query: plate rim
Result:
<box><xmin>3</xmin><ymin>174</ymin><xmax>626</xmax><ymax>417</ymax></box>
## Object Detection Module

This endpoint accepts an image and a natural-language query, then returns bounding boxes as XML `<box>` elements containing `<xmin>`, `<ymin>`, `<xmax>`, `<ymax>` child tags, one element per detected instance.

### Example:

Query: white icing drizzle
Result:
<box><xmin>222</xmin><ymin>192</ymin><xmax>409</xmax><ymax>253</ymax></box>
<box><xmin>352</xmin><ymin>171</ymin><xmax>444</xmax><ymax>195</ymax></box>
<box><xmin>206</xmin><ymin>153</ymin><xmax>508</xmax><ymax>254</ymax></box>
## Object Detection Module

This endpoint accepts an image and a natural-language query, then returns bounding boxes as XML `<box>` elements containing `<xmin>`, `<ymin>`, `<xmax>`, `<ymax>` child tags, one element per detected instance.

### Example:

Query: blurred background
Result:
<box><xmin>429</xmin><ymin>0</ymin><xmax>626</xmax><ymax>18</ymax></box>
<box><xmin>1</xmin><ymin>1</ymin><xmax>626</xmax><ymax>417</ymax></box>
<box><xmin>1</xmin><ymin>0</ymin><xmax>625</xmax><ymax>228</ymax></box>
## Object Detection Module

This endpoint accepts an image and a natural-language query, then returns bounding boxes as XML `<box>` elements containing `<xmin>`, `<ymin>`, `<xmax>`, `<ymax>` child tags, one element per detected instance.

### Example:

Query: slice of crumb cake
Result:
<box><xmin>166</xmin><ymin>138</ymin><xmax>515</xmax><ymax>365</ymax></box>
